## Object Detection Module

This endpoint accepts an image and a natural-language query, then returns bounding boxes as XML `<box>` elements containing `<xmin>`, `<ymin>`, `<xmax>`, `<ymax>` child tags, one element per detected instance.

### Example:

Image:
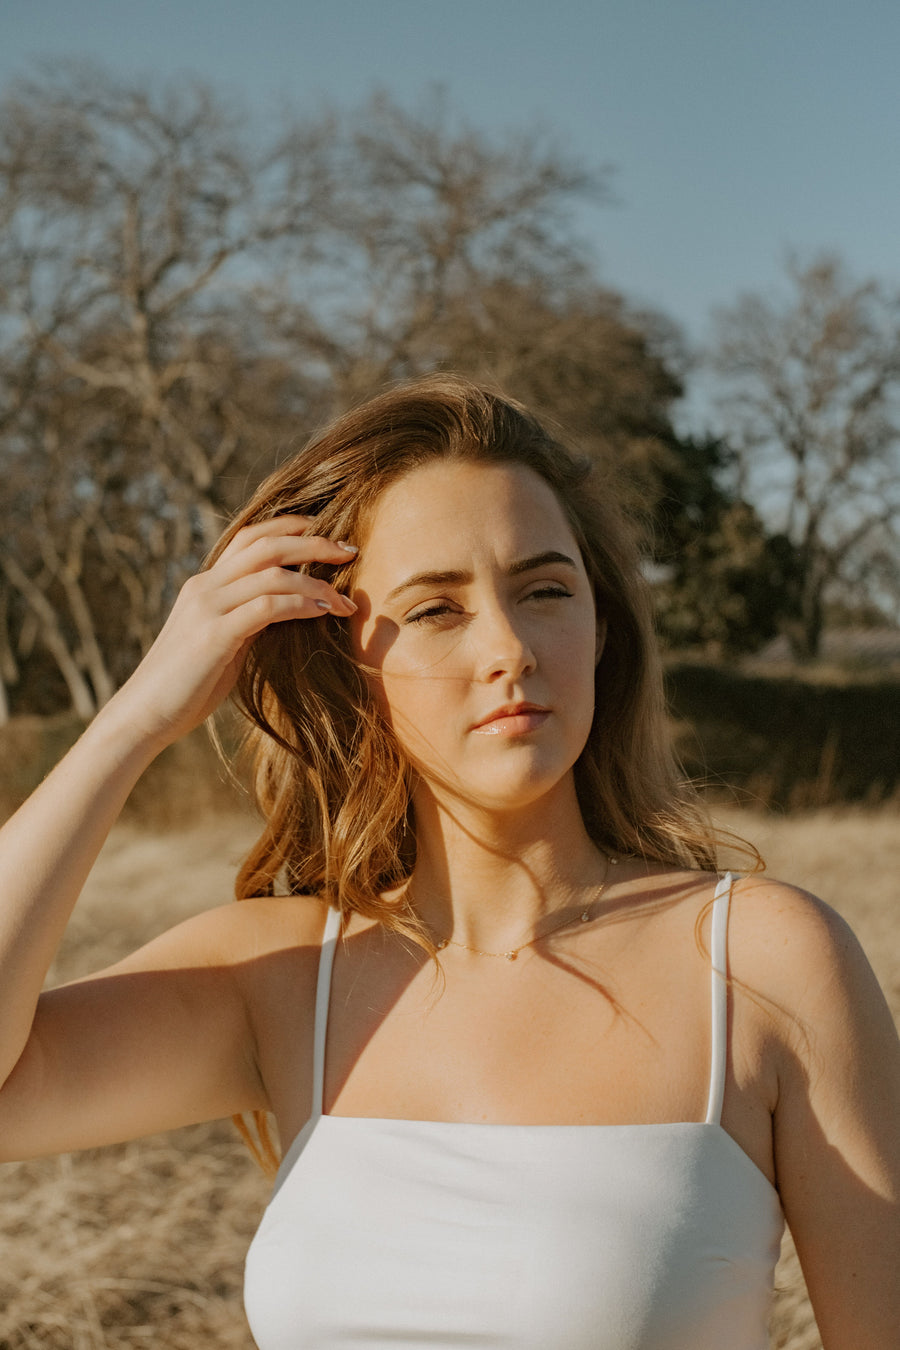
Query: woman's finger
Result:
<box><xmin>213</xmin><ymin>531</ymin><xmax>358</xmax><ymax>587</ymax></box>
<box><xmin>216</xmin><ymin>567</ymin><xmax>357</xmax><ymax>623</ymax></box>
<box><xmin>216</xmin><ymin>515</ymin><xmax>325</xmax><ymax>564</ymax></box>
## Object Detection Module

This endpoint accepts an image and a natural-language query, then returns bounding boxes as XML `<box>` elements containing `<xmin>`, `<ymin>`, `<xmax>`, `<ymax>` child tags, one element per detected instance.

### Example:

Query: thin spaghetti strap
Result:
<box><xmin>704</xmin><ymin>872</ymin><xmax>733</xmax><ymax>1126</ymax></box>
<box><xmin>310</xmin><ymin>907</ymin><xmax>342</xmax><ymax>1120</ymax></box>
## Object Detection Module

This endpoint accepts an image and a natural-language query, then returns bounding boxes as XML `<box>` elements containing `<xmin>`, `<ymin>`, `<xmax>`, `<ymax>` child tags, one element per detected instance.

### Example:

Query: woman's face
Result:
<box><xmin>350</xmin><ymin>458</ymin><xmax>601</xmax><ymax>815</ymax></box>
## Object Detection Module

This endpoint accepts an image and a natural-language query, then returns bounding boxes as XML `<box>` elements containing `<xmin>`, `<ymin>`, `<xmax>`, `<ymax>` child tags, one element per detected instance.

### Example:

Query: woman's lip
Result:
<box><xmin>472</xmin><ymin>709</ymin><xmax>550</xmax><ymax>736</ymax></box>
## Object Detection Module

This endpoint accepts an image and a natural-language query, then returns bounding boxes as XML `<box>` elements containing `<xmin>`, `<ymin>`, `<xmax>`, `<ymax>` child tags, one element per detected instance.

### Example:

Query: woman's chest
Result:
<box><xmin>322</xmin><ymin>947</ymin><xmax>714</xmax><ymax>1127</ymax></box>
<box><xmin>254</xmin><ymin>909</ymin><xmax>770</xmax><ymax>1166</ymax></box>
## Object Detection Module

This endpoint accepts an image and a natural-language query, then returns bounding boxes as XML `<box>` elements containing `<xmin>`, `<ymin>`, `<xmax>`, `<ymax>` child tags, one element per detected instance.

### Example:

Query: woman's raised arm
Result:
<box><xmin>0</xmin><ymin>519</ymin><xmax>356</xmax><ymax>1157</ymax></box>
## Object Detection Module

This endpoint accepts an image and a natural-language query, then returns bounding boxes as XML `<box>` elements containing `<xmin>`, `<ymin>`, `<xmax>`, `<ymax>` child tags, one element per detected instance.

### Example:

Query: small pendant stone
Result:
<box><xmin>506</xmin><ymin>951</ymin><xmax>518</xmax><ymax>961</ymax></box>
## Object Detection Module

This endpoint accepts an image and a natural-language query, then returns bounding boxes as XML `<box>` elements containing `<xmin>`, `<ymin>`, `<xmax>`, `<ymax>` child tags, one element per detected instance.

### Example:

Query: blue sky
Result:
<box><xmin>3</xmin><ymin>0</ymin><xmax>900</xmax><ymax>405</ymax></box>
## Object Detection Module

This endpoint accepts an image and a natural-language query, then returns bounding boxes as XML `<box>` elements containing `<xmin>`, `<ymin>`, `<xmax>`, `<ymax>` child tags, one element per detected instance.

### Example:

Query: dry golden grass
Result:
<box><xmin>1</xmin><ymin>808</ymin><xmax>897</xmax><ymax>1348</ymax></box>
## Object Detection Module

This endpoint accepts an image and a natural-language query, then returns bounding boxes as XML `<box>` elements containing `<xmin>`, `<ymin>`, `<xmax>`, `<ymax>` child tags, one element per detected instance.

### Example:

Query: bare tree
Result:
<box><xmin>0</xmin><ymin>64</ymin><xmax>334</xmax><ymax>711</ymax></box>
<box><xmin>0</xmin><ymin>62</ymin><xmax>332</xmax><ymax>531</ymax></box>
<box><xmin>710</xmin><ymin>255</ymin><xmax>900</xmax><ymax>658</ymax></box>
<box><xmin>262</xmin><ymin>87</ymin><xmax>611</xmax><ymax>403</ymax></box>
<box><xmin>0</xmin><ymin>66</ymin><xmax>698</xmax><ymax>714</ymax></box>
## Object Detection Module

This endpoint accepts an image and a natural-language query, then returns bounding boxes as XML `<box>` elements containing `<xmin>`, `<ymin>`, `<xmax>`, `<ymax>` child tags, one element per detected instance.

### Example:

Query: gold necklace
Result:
<box><xmin>431</xmin><ymin>855</ymin><xmax>617</xmax><ymax>962</ymax></box>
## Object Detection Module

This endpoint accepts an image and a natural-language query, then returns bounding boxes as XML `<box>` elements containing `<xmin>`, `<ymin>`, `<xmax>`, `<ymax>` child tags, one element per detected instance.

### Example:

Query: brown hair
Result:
<box><xmin>208</xmin><ymin>373</ymin><xmax>739</xmax><ymax>1168</ymax></box>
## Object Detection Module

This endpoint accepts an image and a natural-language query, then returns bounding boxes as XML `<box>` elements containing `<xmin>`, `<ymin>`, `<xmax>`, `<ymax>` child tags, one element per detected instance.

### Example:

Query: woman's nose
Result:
<box><xmin>474</xmin><ymin>606</ymin><xmax>537</xmax><ymax>682</ymax></box>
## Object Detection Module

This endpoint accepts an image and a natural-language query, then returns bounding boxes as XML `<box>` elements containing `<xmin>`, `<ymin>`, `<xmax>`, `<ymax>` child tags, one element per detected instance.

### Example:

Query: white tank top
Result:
<box><xmin>245</xmin><ymin>873</ymin><xmax>784</xmax><ymax>1349</ymax></box>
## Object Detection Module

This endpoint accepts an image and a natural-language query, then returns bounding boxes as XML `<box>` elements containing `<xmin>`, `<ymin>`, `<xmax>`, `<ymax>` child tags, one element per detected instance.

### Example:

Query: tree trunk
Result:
<box><xmin>57</xmin><ymin>566</ymin><xmax>117</xmax><ymax>708</ymax></box>
<box><xmin>0</xmin><ymin>585</ymin><xmax>17</xmax><ymax>724</ymax></box>
<box><xmin>784</xmin><ymin>577</ymin><xmax>825</xmax><ymax>662</ymax></box>
<box><xmin>0</xmin><ymin>556</ymin><xmax>98</xmax><ymax>719</ymax></box>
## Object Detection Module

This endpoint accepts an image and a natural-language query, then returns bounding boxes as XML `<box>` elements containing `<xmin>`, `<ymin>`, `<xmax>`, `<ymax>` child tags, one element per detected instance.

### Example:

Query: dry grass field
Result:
<box><xmin>1</xmin><ymin>806</ymin><xmax>898</xmax><ymax>1349</ymax></box>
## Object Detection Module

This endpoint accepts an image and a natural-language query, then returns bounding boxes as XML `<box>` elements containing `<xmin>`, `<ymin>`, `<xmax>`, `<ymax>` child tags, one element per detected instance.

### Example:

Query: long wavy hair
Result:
<box><xmin>207</xmin><ymin>374</ymin><xmax>742</xmax><ymax>1169</ymax></box>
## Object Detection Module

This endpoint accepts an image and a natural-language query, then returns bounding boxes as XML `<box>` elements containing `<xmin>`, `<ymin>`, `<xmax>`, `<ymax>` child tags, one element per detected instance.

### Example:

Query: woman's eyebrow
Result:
<box><xmin>508</xmin><ymin>550</ymin><xmax>579</xmax><ymax>577</ymax></box>
<box><xmin>384</xmin><ymin>551</ymin><xmax>579</xmax><ymax>604</ymax></box>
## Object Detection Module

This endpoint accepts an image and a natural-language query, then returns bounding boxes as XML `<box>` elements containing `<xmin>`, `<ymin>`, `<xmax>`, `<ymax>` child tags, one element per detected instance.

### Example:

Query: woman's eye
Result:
<box><xmin>405</xmin><ymin>603</ymin><xmax>459</xmax><ymax>626</ymax></box>
<box><xmin>527</xmin><ymin>586</ymin><xmax>573</xmax><ymax>601</ymax></box>
<box><xmin>405</xmin><ymin>587</ymin><xmax>572</xmax><ymax>626</ymax></box>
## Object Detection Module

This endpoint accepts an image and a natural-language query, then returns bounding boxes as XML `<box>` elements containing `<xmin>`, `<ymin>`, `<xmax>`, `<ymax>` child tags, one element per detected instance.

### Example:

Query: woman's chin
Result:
<box><xmin>418</xmin><ymin>765</ymin><xmax>578</xmax><ymax>819</ymax></box>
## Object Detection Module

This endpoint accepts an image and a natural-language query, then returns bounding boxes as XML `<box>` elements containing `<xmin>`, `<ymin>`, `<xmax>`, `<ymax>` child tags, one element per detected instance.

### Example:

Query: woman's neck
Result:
<box><xmin>407</xmin><ymin>777</ymin><xmax>611</xmax><ymax>952</ymax></box>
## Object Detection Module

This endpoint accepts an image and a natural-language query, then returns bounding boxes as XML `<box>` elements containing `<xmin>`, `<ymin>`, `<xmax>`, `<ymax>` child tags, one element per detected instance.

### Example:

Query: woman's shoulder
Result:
<box><xmin>723</xmin><ymin>873</ymin><xmax>895</xmax><ymax>1069</ymax></box>
<box><xmin>227</xmin><ymin>890</ymin><xmax>333</xmax><ymax>947</ymax></box>
<box><xmin>140</xmin><ymin>890</ymin><xmax>333</xmax><ymax>985</ymax></box>
<box><xmin>207</xmin><ymin>891</ymin><xmax>333</xmax><ymax>973</ymax></box>
<box><xmin>191</xmin><ymin>895</ymin><xmax>334</xmax><ymax>1050</ymax></box>
<box><xmin>632</xmin><ymin>863</ymin><xmax>874</xmax><ymax>1017</ymax></box>
<box><xmin>726</xmin><ymin>871</ymin><xmax>870</xmax><ymax>992</ymax></box>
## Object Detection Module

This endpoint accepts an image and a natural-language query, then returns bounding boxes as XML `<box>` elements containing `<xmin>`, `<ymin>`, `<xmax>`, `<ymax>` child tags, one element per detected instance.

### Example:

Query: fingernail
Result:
<box><xmin>316</xmin><ymin>600</ymin><xmax>332</xmax><ymax>611</ymax></box>
<box><xmin>342</xmin><ymin>598</ymin><xmax>358</xmax><ymax>613</ymax></box>
<box><xmin>337</xmin><ymin>541</ymin><xmax>358</xmax><ymax>553</ymax></box>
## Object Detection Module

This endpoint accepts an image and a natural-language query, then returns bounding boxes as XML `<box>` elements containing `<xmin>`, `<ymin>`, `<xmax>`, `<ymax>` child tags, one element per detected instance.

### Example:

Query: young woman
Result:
<box><xmin>0</xmin><ymin>377</ymin><xmax>897</xmax><ymax>1349</ymax></box>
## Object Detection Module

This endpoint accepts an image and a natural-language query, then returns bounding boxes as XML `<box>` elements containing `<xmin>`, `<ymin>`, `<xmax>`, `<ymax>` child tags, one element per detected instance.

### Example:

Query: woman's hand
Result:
<box><xmin>111</xmin><ymin>516</ymin><xmax>358</xmax><ymax>750</ymax></box>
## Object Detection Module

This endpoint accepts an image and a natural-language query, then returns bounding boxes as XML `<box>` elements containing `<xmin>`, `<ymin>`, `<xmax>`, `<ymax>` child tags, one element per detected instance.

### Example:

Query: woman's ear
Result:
<box><xmin>595</xmin><ymin>616</ymin><xmax>608</xmax><ymax>666</ymax></box>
